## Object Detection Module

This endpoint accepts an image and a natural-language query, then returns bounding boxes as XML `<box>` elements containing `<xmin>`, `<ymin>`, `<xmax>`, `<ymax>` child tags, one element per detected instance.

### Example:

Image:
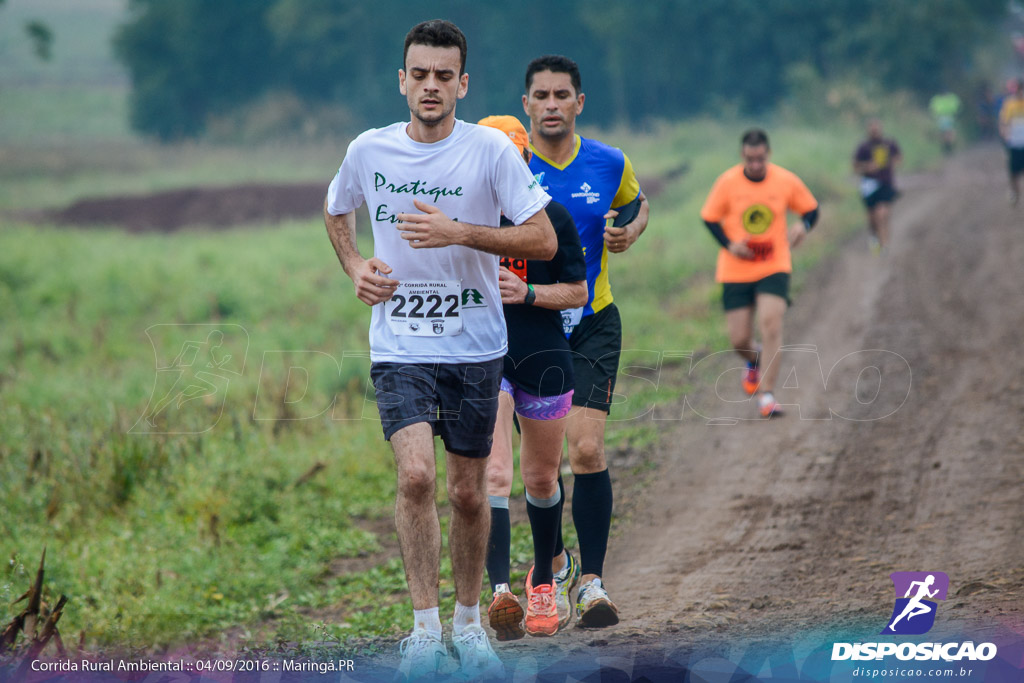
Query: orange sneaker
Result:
<box><xmin>758</xmin><ymin>392</ymin><xmax>784</xmax><ymax>418</ymax></box>
<box><xmin>524</xmin><ymin>568</ymin><xmax>558</xmax><ymax>637</ymax></box>
<box><xmin>742</xmin><ymin>362</ymin><xmax>760</xmax><ymax>395</ymax></box>
<box><xmin>487</xmin><ymin>583</ymin><xmax>524</xmax><ymax>641</ymax></box>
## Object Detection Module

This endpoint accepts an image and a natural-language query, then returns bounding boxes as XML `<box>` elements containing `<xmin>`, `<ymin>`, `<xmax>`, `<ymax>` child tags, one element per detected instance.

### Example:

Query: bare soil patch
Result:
<box><xmin>36</xmin><ymin>172</ymin><xmax>674</xmax><ymax>233</ymax></box>
<box><xmin>45</xmin><ymin>183</ymin><xmax>328</xmax><ymax>232</ymax></box>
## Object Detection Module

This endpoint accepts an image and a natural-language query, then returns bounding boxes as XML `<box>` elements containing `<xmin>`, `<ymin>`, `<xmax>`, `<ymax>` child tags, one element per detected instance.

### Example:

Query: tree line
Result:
<box><xmin>113</xmin><ymin>0</ymin><xmax>1008</xmax><ymax>140</ymax></box>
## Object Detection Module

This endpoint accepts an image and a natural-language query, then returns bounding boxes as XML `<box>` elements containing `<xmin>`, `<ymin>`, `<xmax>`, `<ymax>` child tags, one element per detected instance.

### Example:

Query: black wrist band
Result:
<box><xmin>524</xmin><ymin>283</ymin><xmax>536</xmax><ymax>306</ymax></box>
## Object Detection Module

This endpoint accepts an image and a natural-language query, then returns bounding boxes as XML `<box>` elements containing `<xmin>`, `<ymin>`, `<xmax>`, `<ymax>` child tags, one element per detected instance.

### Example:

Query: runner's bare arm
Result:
<box><xmin>788</xmin><ymin>208</ymin><xmax>819</xmax><ymax>248</ymax></box>
<box><xmin>534</xmin><ymin>280</ymin><xmax>588</xmax><ymax>309</ymax></box>
<box><xmin>498</xmin><ymin>267</ymin><xmax>587</xmax><ymax>308</ymax></box>
<box><xmin>603</xmin><ymin>191</ymin><xmax>649</xmax><ymax>253</ymax></box>
<box><xmin>323</xmin><ymin>200</ymin><xmax>398</xmax><ymax>306</ymax></box>
<box><xmin>397</xmin><ymin>199</ymin><xmax>557</xmax><ymax>259</ymax></box>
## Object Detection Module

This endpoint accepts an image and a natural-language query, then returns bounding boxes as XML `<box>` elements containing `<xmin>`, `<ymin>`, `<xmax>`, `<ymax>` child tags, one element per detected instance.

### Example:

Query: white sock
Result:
<box><xmin>413</xmin><ymin>607</ymin><xmax>442</xmax><ymax>640</ymax></box>
<box><xmin>553</xmin><ymin>550</ymin><xmax>569</xmax><ymax>578</ymax></box>
<box><xmin>452</xmin><ymin>601</ymin><xmax>481</xmax><ymax>636</ymax></box>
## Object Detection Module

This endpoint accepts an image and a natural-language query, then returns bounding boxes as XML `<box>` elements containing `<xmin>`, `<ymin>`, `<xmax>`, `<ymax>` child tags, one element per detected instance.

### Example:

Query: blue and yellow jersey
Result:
<box><xmin>529</xmin><ymin>134</ymin><xmax>641</xmax><ymax>317</ymax></box>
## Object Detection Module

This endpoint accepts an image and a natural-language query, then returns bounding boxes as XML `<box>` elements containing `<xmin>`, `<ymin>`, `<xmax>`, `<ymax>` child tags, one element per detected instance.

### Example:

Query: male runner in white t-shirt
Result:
<box><xmin>323</xmin><ymin>19</ymin><xmax>556</xmax><ymax>682</ymax></box>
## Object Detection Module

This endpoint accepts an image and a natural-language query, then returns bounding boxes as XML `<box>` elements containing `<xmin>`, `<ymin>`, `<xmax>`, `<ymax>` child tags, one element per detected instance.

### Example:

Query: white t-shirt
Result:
<box><xmin>1007</xmin><ymin>120</ymin><xmax>1024</xmax><ymax>148</ymax></box>
<box><xmin>327</xmin><ymin>119</ymin><xmax>550</xmax><ymax>363</ymax></box>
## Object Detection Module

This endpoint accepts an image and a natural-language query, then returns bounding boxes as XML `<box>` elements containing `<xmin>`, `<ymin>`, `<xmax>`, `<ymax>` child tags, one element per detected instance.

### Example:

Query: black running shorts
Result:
<box><xmin>722</xmin><ymin>272</ymin><xmax>791</xmax><ymax>311</ymax></box>
<box><xmin>567</xmin><ymin>303</ymin><xmax>622</xmax><ymax>414</ymax></box>
<box><xmin>1009</xmin><ymin>147</ymin><xmax>1024</xmax><ymax>176</ymax></box>
<box><xmin>370</xmin><ymin>359</ymin><xmax>503</xmax><ymax>458</ymax></box>
<box><xmin>863</xmin><ymin>183</ymin><xmax>898</xmax><ymax>208</ymax></box>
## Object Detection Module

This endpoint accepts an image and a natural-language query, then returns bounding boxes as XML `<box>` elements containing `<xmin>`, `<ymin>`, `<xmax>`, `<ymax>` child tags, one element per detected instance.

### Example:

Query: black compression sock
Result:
<box><xmin>485</xmin><ymin>502</ymin><xmax>511</xmax><ymax>591</ymax></box>
<box><xmin>526</xmin><ymin>491</ymin><xmax>561</xmax><ymax>586</ymax></box>
<box><xmin>572</xmin><ymin>469</ymin><xmax>613</xmax><ymax>577</ymax></box>
<box><xmin>553</xmin><ymin>474</ymin><xmax>566</xmax><ymax>558</ymax></box>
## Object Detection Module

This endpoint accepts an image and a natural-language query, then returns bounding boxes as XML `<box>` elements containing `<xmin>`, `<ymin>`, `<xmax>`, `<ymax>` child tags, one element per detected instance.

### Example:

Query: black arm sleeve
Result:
<box><xmin>802</xmin><ymin>207</ymin><xmax>819</xmax><ymax>232</ymax></box>
<box><xmin>612</xmin><ymin>196</ymin><xmax>642</xmax><ymax>227</ymax></box>
<box><xmin>703</xmin><ymin>220</ymin><xmax>730</xmax><ymax>249</ymax></box>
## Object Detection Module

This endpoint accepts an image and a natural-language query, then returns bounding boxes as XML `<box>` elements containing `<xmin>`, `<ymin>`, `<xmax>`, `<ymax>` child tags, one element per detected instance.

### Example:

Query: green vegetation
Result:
<box><xmin>112</xmin><ymin>0</ymin><xmax>1006</xmax><ymax>139</ymax></box>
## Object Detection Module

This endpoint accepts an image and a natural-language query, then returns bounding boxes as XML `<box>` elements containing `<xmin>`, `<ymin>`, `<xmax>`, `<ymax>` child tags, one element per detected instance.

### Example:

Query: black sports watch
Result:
<box><xmin>524</xmin><ymin>284</ymin><xmax>536</xmax><ymax>306</ymax></box>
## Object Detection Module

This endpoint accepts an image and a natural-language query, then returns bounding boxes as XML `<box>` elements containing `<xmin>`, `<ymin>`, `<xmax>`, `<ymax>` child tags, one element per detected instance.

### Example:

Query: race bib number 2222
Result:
<box><xmin>384</xmin><ymin>281</ymin><xmax>463</xmax><ymax>337</ymax></box>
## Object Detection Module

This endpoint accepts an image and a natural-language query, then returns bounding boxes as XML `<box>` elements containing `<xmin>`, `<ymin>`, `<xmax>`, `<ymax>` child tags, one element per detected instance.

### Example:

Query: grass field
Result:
<box><xmin>0</xmin><ymin>1</ymin><xmax>948</xmax><ymax>653</ymax></box>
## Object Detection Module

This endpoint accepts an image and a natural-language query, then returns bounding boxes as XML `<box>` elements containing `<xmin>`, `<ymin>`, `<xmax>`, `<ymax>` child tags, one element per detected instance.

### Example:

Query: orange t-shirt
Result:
<box><xmin>700</xmin><ymin>163</ymin><xmax>818</xmax><ymax>283</ymax></box>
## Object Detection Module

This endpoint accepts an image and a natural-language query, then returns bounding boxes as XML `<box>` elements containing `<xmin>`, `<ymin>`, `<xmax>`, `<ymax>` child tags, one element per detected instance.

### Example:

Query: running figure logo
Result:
<box><xmin>132</xmin><ymin>324</ymin><xmax>248</xmax><ymax>434</ymax></box>
<box><xmin>881</xmin><ymin>571</ymin><xmax>949</xmax><ymax>635</ymax></box>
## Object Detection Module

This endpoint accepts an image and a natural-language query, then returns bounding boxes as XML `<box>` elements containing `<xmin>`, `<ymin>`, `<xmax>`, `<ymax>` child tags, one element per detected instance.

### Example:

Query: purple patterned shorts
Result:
<box><xmin>500</xmin><ymin>377</ymin><xmax>573</xmax><ymax>421</ymax></box>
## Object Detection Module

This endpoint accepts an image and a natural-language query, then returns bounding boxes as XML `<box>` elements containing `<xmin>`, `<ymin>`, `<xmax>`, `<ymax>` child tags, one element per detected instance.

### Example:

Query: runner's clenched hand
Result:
<box><xmin>351</xmin><ymin>257</ymin><xmax>398</xmax><ymax>306</ymax></box>
<box><xmin>727</xmin><ymin>240</ymin><xmax>755</xmax><ymax>260</ymax></box>
<box><xmin>603</xmin><ymin>200</ymin><xmax>647</xmax><ymax>253</ymax></box>
<box><xmin>498</xmin><ymin>266</ymin><xmax>529</xmax><ymax>304</ymax></box>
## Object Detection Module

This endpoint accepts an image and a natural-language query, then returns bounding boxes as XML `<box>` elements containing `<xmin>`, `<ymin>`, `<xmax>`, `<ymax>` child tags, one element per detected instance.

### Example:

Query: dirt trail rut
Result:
<box><xmin>609</xmin><ymin>145</ymin><xmax>1024</xmax><ymax>637</ymax></box>
<box><xmin>485</xmin><ymin>146</ymin><xmax>1024</xmax><ymax>677</ymax></box>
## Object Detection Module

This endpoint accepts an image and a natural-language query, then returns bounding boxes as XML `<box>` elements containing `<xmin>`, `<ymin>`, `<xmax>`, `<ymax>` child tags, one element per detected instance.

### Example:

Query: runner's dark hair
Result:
<box><xmin>525</xmin><ymin>55</ymin><xmax>582</xmax><ymax>94</ymax></box>
<box><xmin>741</xmin><ymin>128</ymin><xmax>770</xmax><ymax>150</ymax></box>
<box><xmin>404</xmin><ymin>20</ymin><xmax>467</xmax><ymax>74</ymax></box>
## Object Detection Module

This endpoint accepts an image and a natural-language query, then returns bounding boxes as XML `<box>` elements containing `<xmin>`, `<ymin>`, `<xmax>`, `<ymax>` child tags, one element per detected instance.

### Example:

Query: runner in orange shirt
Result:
<box><xmin>700</xmin><ymin>129</ymin><xmax>819</xmax><ymax>417</ymax></box>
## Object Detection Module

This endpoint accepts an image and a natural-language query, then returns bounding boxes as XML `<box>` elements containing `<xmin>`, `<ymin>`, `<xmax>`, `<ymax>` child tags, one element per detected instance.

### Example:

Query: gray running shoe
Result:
<box><xmin>575</xmin><ymin>578</ymin><xmax>620</xmax><ymax>628</ymax></box>
<box><xmin>552</xmin><ymin>551</ymin><xmax>580</xmax><ymax>629</ymax></box>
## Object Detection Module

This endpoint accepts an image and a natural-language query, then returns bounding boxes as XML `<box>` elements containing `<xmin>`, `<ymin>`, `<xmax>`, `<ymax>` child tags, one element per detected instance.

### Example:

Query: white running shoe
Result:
<box><xmin>552</xmin><ymin>551</ymin><xmax>580</xmax><ymax>629</ymax></box>
<box><xmin>575</xmin><ymin>578</ymin><xmax>619</xmax><ymax>628</ymax></box>
<box><xmin>451</xmin><ymin>624</ymin><xmax>504</xmax><ymax>681</ymax></box>
<box><xmin>396</xmin><ymin>628</ymin><xmax>450</xmax><ymax>681</ymax></box>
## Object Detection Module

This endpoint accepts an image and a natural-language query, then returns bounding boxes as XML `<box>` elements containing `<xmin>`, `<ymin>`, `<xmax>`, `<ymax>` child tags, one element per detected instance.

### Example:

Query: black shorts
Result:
<box><xmin>722</xmin><ymin>272</ymin><xmax>791</xmax><ymax>311</ymax></box>
<box><xmin>1009</xmin><ymin>148</ymin><xmax>1024</xmax><ymax>176</ymax></box>
<box><xmin>370</xmin><ymin>359</ymin><xmax>503</xmax><ymax>458</ymax></box>
<box><xmin>863</xmin><ymin>183</ymin><xmax>898</xmax><ymax>208</ymax></box>
<box><xmin>567</xmin><ymin>303</ymin><xmax>622</xmax><ymax>413</ymax></box>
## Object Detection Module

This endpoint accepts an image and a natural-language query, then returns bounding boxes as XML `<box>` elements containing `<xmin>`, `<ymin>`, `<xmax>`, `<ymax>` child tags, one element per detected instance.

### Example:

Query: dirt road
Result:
<box><xmin>485</xmin><ymin>145</ymin><xmax>1024</xmax><ymax>679</ymax></box>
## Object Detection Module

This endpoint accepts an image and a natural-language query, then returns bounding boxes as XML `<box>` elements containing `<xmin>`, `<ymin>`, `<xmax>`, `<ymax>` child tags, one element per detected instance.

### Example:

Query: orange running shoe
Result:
<box><xmin>742</xmin><ymin>361</ymin><xmax>760</xmax><ymax>395</ymax></box>
<box><xmin>524</xmin><ymin>568</ymin><xmax>559</xmax><ymax>637</ymax></box>
<box><xmin>487</xmin><ymin>583</ymin><xmax>524</xmax><ymax>641</ymax></box>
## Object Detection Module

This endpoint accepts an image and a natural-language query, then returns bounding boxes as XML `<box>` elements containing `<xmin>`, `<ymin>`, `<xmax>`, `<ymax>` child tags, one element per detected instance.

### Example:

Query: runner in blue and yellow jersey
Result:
<box><xmin>521</xmin><ymin>54</ymin><xmax>649</xmax><ymax>629</ymax></box>
<box><xmin>999</xmin><ymin>78</ymin><xmax>1024</xmax><ymax>206</ymax></box>
<box><xmin>528</xmin><ymin>125</ymin><xmax>641</xmax><ymax>322</ymax></box>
